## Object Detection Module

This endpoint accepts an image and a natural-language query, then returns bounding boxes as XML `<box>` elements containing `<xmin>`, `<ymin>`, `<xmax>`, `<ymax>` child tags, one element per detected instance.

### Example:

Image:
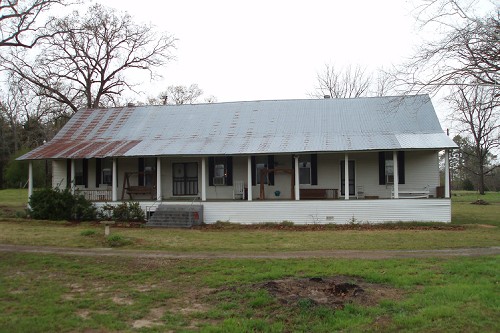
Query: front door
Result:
<box><xmin>173</xmin><ymin>163</ymin><xmax>198</xmax><ymax>196</ymax></box>
<box><xmin>340</xmin><ymin>160</ymin><xmax>355</xmax><ymax>196</ymax></box>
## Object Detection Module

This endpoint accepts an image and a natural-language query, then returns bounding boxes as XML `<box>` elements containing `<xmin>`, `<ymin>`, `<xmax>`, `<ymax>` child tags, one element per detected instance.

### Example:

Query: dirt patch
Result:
<box><xmin>255</xmin><ymin>275</ymin><xmax>404</xmax><ymax>310</ymax></box>
<box><xmin>471</xmin><ymin>199</ymin><xmax>489</xmax><ymax>205</ymax></box>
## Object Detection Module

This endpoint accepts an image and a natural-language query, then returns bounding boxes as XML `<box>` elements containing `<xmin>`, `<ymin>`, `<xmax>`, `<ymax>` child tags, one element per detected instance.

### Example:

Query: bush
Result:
<box><xmin>97</xmin><ymin>202</ymin><xmax>145</xmax><ymax>222</ymax></box>
<box><xmin>29</xmin><ymin>187</ymin><xmax>97</xmax><ymax>221</ymax></box>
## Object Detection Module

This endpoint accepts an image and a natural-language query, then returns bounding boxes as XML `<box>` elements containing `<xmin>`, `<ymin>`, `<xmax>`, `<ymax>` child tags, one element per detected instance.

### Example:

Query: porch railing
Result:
<box><xmin>76</xmin><ymin>189</ymin><xmax>112</xmax><ymax>202</ymax></box>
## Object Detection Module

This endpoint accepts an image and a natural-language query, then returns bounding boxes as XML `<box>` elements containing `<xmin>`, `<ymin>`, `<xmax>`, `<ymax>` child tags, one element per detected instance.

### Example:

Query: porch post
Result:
<box><xmin>445</xmin><ymin>149</ymin><xmax>450</xmax><ymax>198</ymax></box>
<box><xmin>156</xmin><ymin>158</ymin><xmax>162</xmax><ymax>201</ymax></box>
<box><xmin>70</xmin><ymin>159</ymin><xmax>76</xmax><ymax>194</ymax></box>
<box><xmin>112</xmin><ymin>158</ymin><xmax>117</xmax><ymax>201</ymax></box>
<box><xmin>201</xmin><ymin>157</ymin><xmax>207</xmax><ymax>201</ymax></box>
<box><xmin>294</xmin><ymin>155</ymin><xmax>300</xmax><ymax>200</ymax></box>
<box><xmin>247</xmin><ymin>156</ymin><xmax>253</xmax><ymax>201</ymax></box>
<box><xmin>344</xmin><ymin>154</ymin><xmax>349</xmax><ymax>200</ymax></box>
<box><xmin>28</xmin><ymin>161</ymin><xmax>33</xmax><ymax>208</ymax></box>
<box><xmin>393</xmin><ymin>151</ymin><xmax>399</xmax><ymax>199</ymax></box>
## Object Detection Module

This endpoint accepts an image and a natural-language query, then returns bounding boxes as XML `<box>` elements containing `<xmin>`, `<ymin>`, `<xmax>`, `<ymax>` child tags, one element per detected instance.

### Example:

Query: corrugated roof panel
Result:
<box><xmin>18</xmin><ymin>95</ymin><xmax>457</xmax><ymax>160</ymax></box>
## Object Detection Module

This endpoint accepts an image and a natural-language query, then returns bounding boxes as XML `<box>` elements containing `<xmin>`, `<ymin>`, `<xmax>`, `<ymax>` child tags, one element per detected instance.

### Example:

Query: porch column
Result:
<box><xmin>201</xmin><ymin>157</ymin><xmax>207</xmax><ymax>201</ymax></box>
<box><xmin>393</xmin><ymin>151</ymin><xmax>399</xmax><ymax>199</ymax></box>
<box><xmin>156</xmin><ymin>158</ymin><xmax>162</xmax><ymax>201</ymax></box>
<box><xmin>247</xmin><ymin>156</ymin><xmax>253</xmax><ymax>201</ymax></box>
<box><xmin>112</xmin><ymin>158</ymin><xmax>117</xmax><ymax>201</ymax></box>
<box><xmin>344</xmin><ymin>154</ymin><xmax>349</xmax><ymax>200</ymax></box>
<box><xmin>294</xmin><ymin>155</ymin><xmax>300</xmax><ymax>200</ymax></box>
<box><xmin>70</xmin><ymin>159</ymin><xmax>76</xmax><ymax>194</ymax></box>
<box><xmin>28</xmin><ymin>161</ymin><xmax>33</xmax><ymax>208</ymax></box>
<box><xmin>445</xmin><ymin>149</ymin><xmax>450</xmax><ymax>198</ymax></box>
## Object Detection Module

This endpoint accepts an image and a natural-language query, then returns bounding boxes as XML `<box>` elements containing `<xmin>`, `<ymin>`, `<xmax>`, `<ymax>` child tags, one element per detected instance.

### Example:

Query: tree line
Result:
<box><xmin>0</xmin><ymin>0</ymin><xmax>498</xmax><ymax>193</ymax></box>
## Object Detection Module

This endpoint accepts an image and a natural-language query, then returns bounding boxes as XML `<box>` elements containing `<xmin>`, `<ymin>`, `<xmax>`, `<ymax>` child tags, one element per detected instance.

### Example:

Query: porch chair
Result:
<box><xmin>356</xmin><ymin>186</ymin><xmax>365</xmax><ymax>199</ymax></box>
<box><xmin>233</xmin><ymin>181</ymin><xmax>245</xmax><ymax>200</ymax></box>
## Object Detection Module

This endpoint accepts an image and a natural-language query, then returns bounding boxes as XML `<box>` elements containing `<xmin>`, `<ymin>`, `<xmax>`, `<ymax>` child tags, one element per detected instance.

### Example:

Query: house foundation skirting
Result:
<box><xmin>95</xmin><ymin>199</ymin><xmax>452</xmax><ymax>224</ymax></box>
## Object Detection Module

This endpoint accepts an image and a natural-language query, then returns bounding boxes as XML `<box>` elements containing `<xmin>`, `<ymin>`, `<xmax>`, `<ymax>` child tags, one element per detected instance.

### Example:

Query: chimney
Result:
<box><xmin>323</xmin><ymin>95</ymin><xmax>331</xmax><ymax>99</ymax></box>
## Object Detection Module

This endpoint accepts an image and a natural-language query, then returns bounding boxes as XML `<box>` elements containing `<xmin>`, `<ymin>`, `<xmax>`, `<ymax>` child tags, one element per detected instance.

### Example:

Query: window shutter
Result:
<box><xmin>311</xmin><ymin>154</ymin><xmax>318</xmax><ymax>185</ymax></box>
<box><xmin>83</xmin><ymin>159</ymin><xmax>88</xmax><ymax>188</ymax></box>
<box><xmin>208</xmin><ymin>157</ymin><xmax>214</xmax><ymax>186</ymax></box>
<box><xmin>95</xmin><ymin>159</ymin><xmax>101</xmax><ymax>187</ymax></box>
<box><xmin>378</xmin><ymin>152</ymin><xmax>386</xmax><ymax>185</ymax></box>
<box><xmin>268</xmin><ymin>155</ymin><xmax>275</xmax><ymax>185</ymax></box>
<box><xmin>398</xmin><ymin>151</ymin><xmax>405</xmax><ymax>184</ymax></box>
<box><xmin>226</xmin><ymin>156</ymin><xmax>233</xmax><ymax>186</ymax></box>
<box><xmin>138</xmin><ymin>158</ymin><xmax>145</xmax><ymax>186</ymax></box>
<box><xmin>251</xmin><ymin>156</ymin><xmax>256</xmax><ymax>186</ymax></box>
<box><xmin>66</xmin><ymin>159</ymin><xmax>71</xmax><ymax>188</ymax></box>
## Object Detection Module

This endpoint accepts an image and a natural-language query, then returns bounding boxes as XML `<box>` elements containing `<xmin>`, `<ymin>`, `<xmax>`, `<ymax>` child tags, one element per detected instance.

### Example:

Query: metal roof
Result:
<box><xmin>18</xmin><ymin>95</ymin><xmax>457</xmax><ymax>160</ymax></box>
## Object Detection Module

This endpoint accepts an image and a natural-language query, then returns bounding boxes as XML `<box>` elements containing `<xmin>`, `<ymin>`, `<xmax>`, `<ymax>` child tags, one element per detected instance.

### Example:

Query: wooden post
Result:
<box><xmin>112</xmin><ymin>158</ymin><xmax>117</xmax><ymax>201</ymax></box>
<box><xmin>294</xmin><ymin>156</ymin><xmax>300</xmax><ymax>200</ymax></box>
<box><xmin>393</xmin><ymin>151</ymin><xmax>399</xmax><ymax>199</ymax></box>
<box><xmin>344</xmin><ymin>154</ymin><xmax>349</xmax><ymax>200</ymax></box>
<box><xmin>156</xmin><ymin>158</ymin><xmax>162</xmax><ymax>201</ymax></box>
<box><xmin>247</xmin><ymin>156</ymin><xmax>252</xmax><ymax>201</ymax></box>
<box><xmin>201</xmin><ymin>157</ymin><xmax>207</xmax><ymax>201</ymax></box>
<box><xmin>445</xmin><ymin>149</ymin><xmax>450</xmax><ymax>198</ymax></box>
<box><xmin>28</xmin><ymin>161</ymin><xmax>33</xmax><ymax>209</ymax></box>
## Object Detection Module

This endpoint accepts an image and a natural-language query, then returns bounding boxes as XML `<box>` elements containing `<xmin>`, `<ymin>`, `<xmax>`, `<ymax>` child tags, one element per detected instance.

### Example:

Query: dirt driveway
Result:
<box><xmin>1</xmin><ymin>244</ymin><xmax>499</xmax><ymax>259</ymax></box>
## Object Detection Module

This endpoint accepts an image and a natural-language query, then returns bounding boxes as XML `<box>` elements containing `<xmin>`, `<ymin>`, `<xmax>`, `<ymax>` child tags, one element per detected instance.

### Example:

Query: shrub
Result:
<box><xmin>29</xmin><ymin>187</ymin><xmax>97</xmax><ymax>221</ymax></box>
<box><xmin>111</xmin><ymin>202</ymin><xmax>145</xmax><ymax>221</ymax></box>
<box><xmin>97</xmin><ymin>202</ymin><xmax>145</xmax><ymax>222</ymax></box>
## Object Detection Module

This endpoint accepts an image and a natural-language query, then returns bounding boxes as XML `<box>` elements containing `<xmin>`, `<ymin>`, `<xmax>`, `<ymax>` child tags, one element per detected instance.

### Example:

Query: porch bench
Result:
<box><xmin>125</xmin><ymin>186</ymin><xmax>155</xmax><ymax>200</ymax></box>
<box><xmin>391</xmin><ymin>189</ymin><xmax>430</xmax><ymax>199</ymax></box>
<box><xmin>300</xmin><ymin>188</ymin><xmax>338</xmax><ymax>199</ymax></box>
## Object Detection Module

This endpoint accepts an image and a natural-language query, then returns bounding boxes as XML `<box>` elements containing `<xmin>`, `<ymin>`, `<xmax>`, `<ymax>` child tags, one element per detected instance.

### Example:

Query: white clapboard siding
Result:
<box><xmin>52</xmin><ymin>159</ymin><xmax>67</xmax><ymax>188</ymax></box>
<box><xmin>110</xmin><ymin>199</ymin><xmax>450</xmax><ymax>224</ymax></box>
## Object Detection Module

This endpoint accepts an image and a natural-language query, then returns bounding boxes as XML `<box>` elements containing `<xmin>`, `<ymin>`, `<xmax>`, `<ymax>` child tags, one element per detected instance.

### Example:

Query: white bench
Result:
<box><xmin>391</xmin><ymin>188</ymin><xmax>430</xmax><ymax>199</ymax></box>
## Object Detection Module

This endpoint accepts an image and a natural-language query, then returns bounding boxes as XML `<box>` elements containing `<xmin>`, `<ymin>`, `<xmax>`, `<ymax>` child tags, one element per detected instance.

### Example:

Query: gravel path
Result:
<box><xmin>1</xmin><ymin>244</ymin><xmax>499</xmax><ymax>260</ymax></box>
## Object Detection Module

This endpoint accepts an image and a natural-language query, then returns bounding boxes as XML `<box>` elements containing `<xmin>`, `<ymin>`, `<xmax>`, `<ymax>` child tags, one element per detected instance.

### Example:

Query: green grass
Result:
<box><xmin>0</xmin><ymin>220</ymin><xmax>498</xmax><ymax>251</ymax></box>
<box><xmin>0</xmin><ymin>253</ymin><xmax>498</xmax><ymax>332</ymax></box>
<box><xmin>0</xmin><ymin>189</ymin><xmax>28</xmax><ymax>218</ymax></box>
<box><xmin>0</xmin><ymin>189</ymin><xmax>498</xmax><ymax>331</ymax></box>
<box><xmin>451</xmin><ymin>191</ymin><xmax>500</xmax><ymax>226</ymax></box>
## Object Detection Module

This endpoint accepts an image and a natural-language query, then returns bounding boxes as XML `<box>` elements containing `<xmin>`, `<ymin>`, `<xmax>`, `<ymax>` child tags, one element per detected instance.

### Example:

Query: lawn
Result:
<box><xmin>0</xmin><ymin>189</ymin><xmax>498</xmax><ymax>332</ymax></box>
<box><xmin>0</xmin><ymin>252</ymin><xmax>498</xmax><ymax>332</ymax></box>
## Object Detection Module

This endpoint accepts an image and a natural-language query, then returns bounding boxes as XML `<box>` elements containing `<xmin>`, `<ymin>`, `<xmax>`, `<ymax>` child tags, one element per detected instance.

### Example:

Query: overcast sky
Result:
<box><xmin>98</xmin><ymin>0</ymin><xmax>419</xmax><ymax>103</ymax></box>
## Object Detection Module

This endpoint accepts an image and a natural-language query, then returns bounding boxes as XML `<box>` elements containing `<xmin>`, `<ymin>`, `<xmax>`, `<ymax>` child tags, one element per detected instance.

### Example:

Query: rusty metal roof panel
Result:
<box><xmin>18</xmin><ymin>95</ymin><xmax>457</xmax><ymax>160</ymax></box>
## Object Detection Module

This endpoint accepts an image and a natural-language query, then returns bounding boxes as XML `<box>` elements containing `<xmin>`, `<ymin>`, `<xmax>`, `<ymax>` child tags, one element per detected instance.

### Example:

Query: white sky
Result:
<box><xmin>97</xmin><ymin>0</ymin><xmax>419</xmax><ymax>103</ymax></box>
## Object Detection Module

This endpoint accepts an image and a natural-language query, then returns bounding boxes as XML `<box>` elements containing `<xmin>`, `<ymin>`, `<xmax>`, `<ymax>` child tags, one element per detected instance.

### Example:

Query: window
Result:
<box><xmin>75</xmin><ymin>159</ymin><xmax>84</xmax><ymax>185</ymax></box>
<box><xmin>251</xmin><ymin>155</ymin><xmax>275</xmax><ymax>186</ymax></box>
<box><xmin>379</xmin><ymin>151</ymin><xmax>405</xmax><ymax>185</ymax></box>
<box><xmin>209</xmin><ymin>156</ymin><xmax>233</xmax><ymax>186</ymax></box>
<box><xmin>139</xmin><ymin>157</ymin><xmax>156</xmax><ymax>186</ymax></box>
<box><xmin>299</xmin><ymin>162</ymin><xmax>311</xmax><ymax>185</ymax></box>
<box><xmin>384</xmin><ymin>153</ymin><xmax>394</xmax><ymax>184</ymax></box>
<box><xmin>255</xmin><ymin>156</ymin><xmax>268</xmax><ymax>185</ymax></box>
<box><xmin>102</xmin><ymin>159</ymin><xmax>113</xmax><ymax>186</ymax></box>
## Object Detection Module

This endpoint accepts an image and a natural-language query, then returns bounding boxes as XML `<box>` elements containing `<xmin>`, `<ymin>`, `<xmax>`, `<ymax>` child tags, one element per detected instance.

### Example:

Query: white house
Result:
<box><xmin>19</xmin><ymin>95</ymin><xmax>457</xmax><ymax>224</ymax></box>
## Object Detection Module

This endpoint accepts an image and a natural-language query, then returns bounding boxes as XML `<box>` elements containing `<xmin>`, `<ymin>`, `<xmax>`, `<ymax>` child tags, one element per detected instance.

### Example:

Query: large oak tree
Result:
<box><xmin>2</xmin><ymin>4</ymin><xmax>176</xmax><ymax>112</ymax></box>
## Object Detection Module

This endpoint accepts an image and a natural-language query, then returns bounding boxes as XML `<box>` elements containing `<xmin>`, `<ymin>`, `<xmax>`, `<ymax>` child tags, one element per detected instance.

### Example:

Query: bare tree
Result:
<box><xmin>311</xmin><ymin>64</ymin><xmax>372</xmax><ymax>99</ymax></box>
<box><xmin>0</xmin><ymin>0</ymin><xmax>68</xmax><ymax>48</ymax></box>
<box><xmin>160</xmin><ymin>84</ymin><xmax>203</xmax><ymax>105</ymax></box>
<box><xmin>398</xmin><ymin>0</ymin><xmax>499</xmax><ymax>93</ymax></box>
<box><xmin>2</xmin><ymin>4</ymin><xmax>175</xmax><ymax>112</ymax></box>
<box><xmin>447</xmin><ymin>81</ymin><xmax>499</xmax><ymax>194</ymax></box>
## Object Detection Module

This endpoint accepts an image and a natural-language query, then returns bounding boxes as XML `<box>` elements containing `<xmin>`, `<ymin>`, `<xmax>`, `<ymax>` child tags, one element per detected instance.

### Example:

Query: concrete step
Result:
<box><xmin>146</xmin><ymin>204</ymin><xmax>203</xmax><ymax>228</ymax></box>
